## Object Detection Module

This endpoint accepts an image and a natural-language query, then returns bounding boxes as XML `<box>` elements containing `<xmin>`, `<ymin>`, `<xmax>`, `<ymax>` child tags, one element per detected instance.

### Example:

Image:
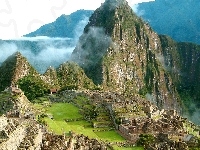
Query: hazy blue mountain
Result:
<box><xmin>137</xmin><ymin>0</ymin><xmax>200</xmax><ymax>44</ymax></box>
<box><xmin>0</xmin><ymin>38</ymin><xmax>74</xmax><ymax>74</ymax></box>
<box><xmin>0</xmin><ymin>10</ymin><xmax>94</xmax><ymax>73</ymax></box>
<box><xmin>24</xmin><ymin>10</ymin><xmax>93</xmax><ymax>38</ymax></box>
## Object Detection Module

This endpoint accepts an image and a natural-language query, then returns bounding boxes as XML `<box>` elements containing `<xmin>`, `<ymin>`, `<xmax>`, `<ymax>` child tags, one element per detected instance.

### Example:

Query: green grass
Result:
<box><xmin>44</xmin><ymin>117</ymin><xmax>99</xmax><ymax>138</ymax></box>
<box><xmin>112</xmin><ymin>145</ymin><xmax>144</xmax><ymax>150</ymax></box>
<box><xmin>67</xmin><ymin>120</ymin><xmax>91</xmax><ymax>126</ymax></box>
<box><xmin>38</xmin><ymin>101</ymin><xmax>133</xmax><ymax>149</ymax></box>
<box><xmin>46</xmin><ymin>103</ymin><xmax>82</xmax><ymax>120</ymax></box>
<box><xmin>94</xmin><ymin>130</ymin><xmax>125</xmax><ymax>142</ymax></box>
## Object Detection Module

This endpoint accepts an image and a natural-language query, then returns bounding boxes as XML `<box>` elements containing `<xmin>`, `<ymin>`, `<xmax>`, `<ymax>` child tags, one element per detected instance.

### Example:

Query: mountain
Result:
<box><xmin>71</xmin><ymin>0</ymin><xmax>181</xmax><ymax>110</ymax></box>
<box><xmin>71</xmin><ymin>0</ymin><xmax>200</xmax><ymax>123</ymax></box>
<box><xmin>0</xmin><ymin>52</ymin><xmax>95</xmax><ymax>100</ymax></box>
<box><xmin>56</xmin><ymin>62</ymin><xmax>95</xmax><ymax>90</ymax></box>
<box><xmin>0</xmin><ymin>10</ymin><xmax>93</xmax><ymax>74</ymax></box>
<box><xmin>24</xmin><ymin>10</ymin><xmax>93</xmax><ymax>38</ymax></box>
<box><xmin>42</xmin><ymin>62</ymin><xmax>95</xmax><ymax>90</ymax></box>
<box><xmin>0</xmin><ymin>52</ymin><xmax>39</xmax><ymax>91</ymax></box>
<box><xmin>159</xmin><ymin>35</ymin><xmax>200</xmax><ymax>121</ymax></box>
<box><xmin>136</xmin><ymin>0</ymin><xmax>200</xmax><ymax>44</ymax></box>
<box><xmin>0</xmin><ymin>38</ymin><xmax>74</xmax><ymax>73</ymax></box>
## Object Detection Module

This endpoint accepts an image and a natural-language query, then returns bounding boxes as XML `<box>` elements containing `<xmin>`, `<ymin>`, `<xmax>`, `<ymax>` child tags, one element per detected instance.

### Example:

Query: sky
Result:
<box><xmin>0</xmin><ymin>0</ymin><xmax>154</xmax><ymax>40</ymax></box>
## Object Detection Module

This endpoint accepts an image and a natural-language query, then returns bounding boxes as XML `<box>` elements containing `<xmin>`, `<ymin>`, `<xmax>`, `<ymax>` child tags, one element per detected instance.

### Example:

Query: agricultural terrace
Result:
<box><xmin>33</xmin><ymin>99</ymin><xmax>143</xmax><ymax>149</ymax></box>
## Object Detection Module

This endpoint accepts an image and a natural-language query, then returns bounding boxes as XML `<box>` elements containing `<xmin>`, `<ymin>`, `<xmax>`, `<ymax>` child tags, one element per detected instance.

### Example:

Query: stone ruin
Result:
<box><xmin>0</xmin><ymin>89</ymin><xmax>108</xmax><ymax>150</ymax></box>
<box><xmin>60</xmin><ymin>90</ymin><xmax>200</xmax><ymax>149</ymax></box>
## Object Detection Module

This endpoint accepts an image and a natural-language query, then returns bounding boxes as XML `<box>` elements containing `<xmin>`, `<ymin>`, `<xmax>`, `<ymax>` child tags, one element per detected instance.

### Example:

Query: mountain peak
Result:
<box><xmin>24</xmin><ymin>10</ymin><xmax>93</xmax><ymax>38</ymax></box>
<box><xmin>0</xmin><ymin>52</ymin><xmax>39</xmax><ymax>91</ymax></box>
<box><xmin>104</xmin><ymin>0</ymin><xmax>127</xmax><ymax>6</ymax></box>
<box><xmin>71</xmin><ymin>0</ymin><xmax>181</xmax><ymax>111</ymax></box>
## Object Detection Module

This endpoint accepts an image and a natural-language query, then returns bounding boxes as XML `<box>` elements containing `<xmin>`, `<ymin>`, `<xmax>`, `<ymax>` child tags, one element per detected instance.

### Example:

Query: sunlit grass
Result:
<box><xmin>46</xmin><ymin>103</ymin><xmax>82</xmax><ymax>120</ymax></box>
<box><xmin>112</xmin><ymin>145</ymin><xmax>144</xmax><ymax>150</ymax></box>
<box><xmin>37</xmin><ymin>101</ymin><xmax>133</xmax><ymax>149</ymax></box>
<box><xmin>94</xmin><ymin>130</ymin><xmax>125</xmax><ymax>142</ymax></box>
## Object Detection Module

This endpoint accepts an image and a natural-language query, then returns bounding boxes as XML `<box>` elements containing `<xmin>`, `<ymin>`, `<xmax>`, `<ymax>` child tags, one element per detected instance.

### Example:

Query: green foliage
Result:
<box><xmin>60</xmin><ymin>85</ymin><xmax>78</xmax><ymax>91</ymax></box>
<box><xmin>57</xmin><ymin>61</ymin><xmax>95</xmax><ymax>90</ymax></box>
<box><xmin>32</xmin><ymin>97</ymin><xmax>49</xmax><ymax>104</ymax></box>
<box><xmin>139</xmin><ymin>87</ymin><xmax>148</xmax><ymax>97</ymax></box>
<box><xmin>0</xmin><ymin>92</ymin><xmax>14</xmax><ymax>115</ymax></box>
<box><xmin>0</xmin><ymin>53</ymin><xmax>17</xmax><ymax>91</ymax></box>
<box><xmin>18</xmin><ymin>75</ymin><xmax>48</xmax><ymax>101</ymax></box>
<box><xmin>73</xmin><ymin>95</ymin><xmax>97</xmax><ymax>120</ymax></box>
<box><xmin>137</xmin><ymin>134</ymin><xmax>155</xmax><ymax>147</ymax></box>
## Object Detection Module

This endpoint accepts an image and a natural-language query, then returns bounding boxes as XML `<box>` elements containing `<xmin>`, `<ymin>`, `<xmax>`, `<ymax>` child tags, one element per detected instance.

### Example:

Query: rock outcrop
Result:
<box><xmin>0</xmin><ymin>52</ymin><xmax>39</xmax><ymax>91</ymax></box>
<box><xmin>71</xmin><ymin>0</ymin><xmax>181</xmax><ymax>111</ymax></box>
<box><xmin>56</xmin><ymin>61</ymin><xmax>95</xmax><ymax>90</ymax></box>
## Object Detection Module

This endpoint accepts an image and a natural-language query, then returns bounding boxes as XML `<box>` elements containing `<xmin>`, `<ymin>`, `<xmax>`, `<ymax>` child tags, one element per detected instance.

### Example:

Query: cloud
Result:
<box><xmin>0</xmin><ymin>15</ymin><xmax>90</xmax><ymax>73</ymax></box>
<box><xmin>0</xmin><ymin>38</ymin><xmax>74</xmax><ymax>74</ymax></box>
<box><xmin>71</xmin><ymin>27</ymin><xmax>112</xmax><ymax>67</ymax></box>
<box><xmin>182</xmin><ymin>103</ymin><xmax>200</xmax><ymax>125</ymax></box>
<box><xmin>132</xmin><ymin>4</ymin><xmax>145</xmax><ymax>16</ymax></box>
<box><xmin>73</xmin><ymin>16</ymin><xmax>90</xmax><ymax>42</ymax></box>
<box><xmin>9</xmin><ymin>36</ymin><xmax>71</xmax><ymax>41</ymax></box>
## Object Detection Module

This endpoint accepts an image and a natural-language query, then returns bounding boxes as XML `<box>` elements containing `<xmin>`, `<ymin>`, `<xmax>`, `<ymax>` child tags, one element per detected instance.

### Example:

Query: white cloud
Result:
<box><xmin>10</xmin><ymin>36</ymin><xmax>71</xmax><ymax>41</ymax></box>
<box><xmin>0</xmin><ymin>0</ymin><xmax>154</xmax><ymax>40</ymax></box>
<box><xmin>0</xmin><ymin>38</ymin><xmax>74</xmax><ymax>73</ymax></box>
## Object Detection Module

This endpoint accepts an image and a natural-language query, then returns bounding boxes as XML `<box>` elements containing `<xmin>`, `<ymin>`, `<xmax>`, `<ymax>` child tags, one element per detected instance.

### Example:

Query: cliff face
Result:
<box><xmin>41</xmin><ymin>67</ymin><xmax>60</xmax><ymax>89</ymax></box>
<box><xmin>137</xmin><ymin>0</ymin><xmax>200</xmax><ymax>44</ymax></box>
<box><xmin>0</xmin><ymin>52</ymin><xmax>95</xmax><ymax>101</ymax></box>
<box><xmin>71</xmin><ymin>0</ymin><xmax>181</xmax><ymax>111</ymax></box>
<box><xmin>159</xmin><ymin>35</ymin><xmax>200</xmax><ymax>120</ymax></box>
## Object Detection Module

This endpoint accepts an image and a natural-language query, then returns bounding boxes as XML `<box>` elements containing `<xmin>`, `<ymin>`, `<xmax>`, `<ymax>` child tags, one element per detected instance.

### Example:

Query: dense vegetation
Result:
<box><xmin>18</xmin><ymin>75</ymin><xmax>49</xmax><ymax>101</ymax></box>
<box><xmin>57</xmin><ymin>61</ymin><xmax>96</xmax><ymax>90</ymax></box>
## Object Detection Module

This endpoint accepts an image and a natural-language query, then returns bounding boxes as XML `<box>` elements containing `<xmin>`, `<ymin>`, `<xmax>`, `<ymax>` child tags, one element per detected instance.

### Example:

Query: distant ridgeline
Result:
<box><xmin>137</xmin><ymin>0</ymin><xmax>200</xmax><ymax>44</ymax></box>
<box><xmin>24</xmin><ymin>10</ymin><xmax>93</xmax><ymax>38</ymax></box>
<box><xmin>0</xmin><ymin>0</ymin><xmax>200</xmax><ymax>124</ymax></box>
<box><xmin>0</xmin><ymin>38</ymin><xmax>74</xmax><ymax>73</ymax></box>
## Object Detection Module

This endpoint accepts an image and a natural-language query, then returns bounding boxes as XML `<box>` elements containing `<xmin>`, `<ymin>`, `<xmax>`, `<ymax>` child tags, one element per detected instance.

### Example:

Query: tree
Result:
<box><xmin>137</xmin><ymin>134</ymin><xmax>155</xmax><ymax>147</ymax></box>
<box><xmin>18</xmin><ymin>75</ymin><xmax>48</xmax><ymax>101</ymax></box>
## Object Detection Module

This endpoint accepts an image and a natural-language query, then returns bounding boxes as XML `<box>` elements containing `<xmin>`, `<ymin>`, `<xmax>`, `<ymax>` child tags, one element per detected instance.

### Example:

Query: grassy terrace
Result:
<box><xmin>34</xmin><ymin>101</ymin><xmax>143</xmax><ymax>149</ymax></box>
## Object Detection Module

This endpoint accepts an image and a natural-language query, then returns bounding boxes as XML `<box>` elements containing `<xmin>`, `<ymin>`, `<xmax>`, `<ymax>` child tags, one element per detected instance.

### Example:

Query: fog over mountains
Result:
<box><xmin>1</xmin><ymin>0</ymin><xmax>200</xmax><ymax>74</ymax></box>
<box><xmin>0</xmin><ymin>10</ymin><xmax>93</xmax><ymax>73</ymax></box>
<box><xmin>0</xmin><ymin>38</ymin><xmax>74</xmax><ymax>73</ymax></box>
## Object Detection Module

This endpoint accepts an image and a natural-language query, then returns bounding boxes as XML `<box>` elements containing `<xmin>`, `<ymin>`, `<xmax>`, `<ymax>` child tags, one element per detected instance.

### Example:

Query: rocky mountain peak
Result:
<box><xmin>0</xmin><ymin>51</ymin><xmax>39</xmax><ymax>91</ymax></box>
<box><xmin>71</xmin><ymin>0</ymin><xmax>181</xmax><ymax>112</ymax></box>
<box><xmin>104</xmin><ymin>0</ymin><xmax>128</xmax><ymax>7</ymax></box>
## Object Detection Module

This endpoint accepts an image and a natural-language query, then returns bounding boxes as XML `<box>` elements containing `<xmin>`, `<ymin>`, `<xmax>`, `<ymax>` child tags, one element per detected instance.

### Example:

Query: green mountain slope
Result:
<box><xmin>24</xmin><ymin>10</ymin><xmax>93</xmax><ymax>38</ymax></box>
<box><xmin>71</xmin><ymin>0</ymin><xmax>200</xmax><ymax>124</ymax></box>
<box><xmin>71</xmin><ymin>0</ymin><xmax>181</xmax><ymax>110</ymax></box>
<box><xmin>0</xmin><ymin>52</ymin><xmax>39</xmax><ymax>91</ymax></box>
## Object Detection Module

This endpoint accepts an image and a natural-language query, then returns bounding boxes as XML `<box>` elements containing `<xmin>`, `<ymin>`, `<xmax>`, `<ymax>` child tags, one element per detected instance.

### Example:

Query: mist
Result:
<box><xmin>132</xmin><ymin>4</ymin><xmax>145</xmax><ymax>16</ymax></box>
<box><xmin>0</xmin><ymin>16</ymin><xmax>90</xmax><ymax>74</ymax></box>
<box><xmin>182</xmin><ymin>103</ymin><xmax>200</xmax><ymax>125</ymax></box>
<box><xmin>71</xmin><ymin>26</ymin><xmax>112</xmax><ymax>67</ymax></box>
<box><xmin>0</xmin><ymin>38</ymin><xmax>74</xmax><ymax>73</ymax></box>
